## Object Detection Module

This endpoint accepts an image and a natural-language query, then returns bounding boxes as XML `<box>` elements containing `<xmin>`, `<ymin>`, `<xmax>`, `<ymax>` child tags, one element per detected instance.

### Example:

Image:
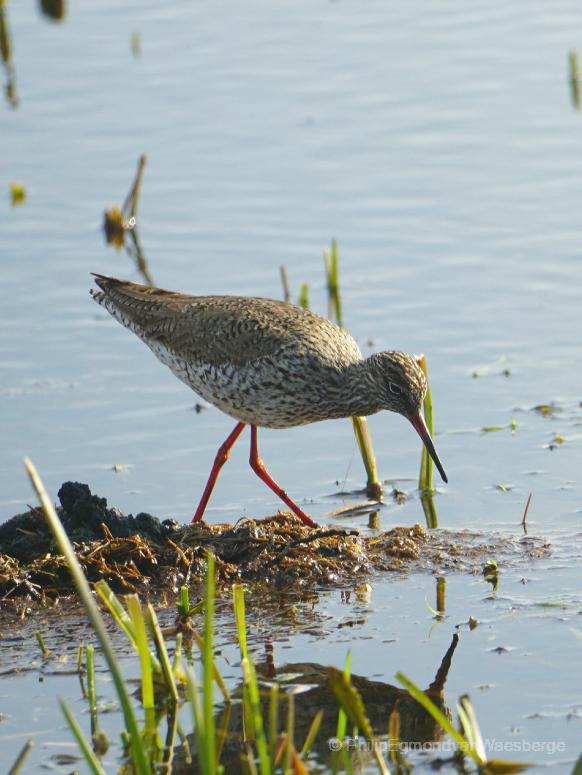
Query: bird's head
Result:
<box><xmin>368</xmin><ymin>351</ymin><xmax>448</xmax><ymax>484</ymax></box>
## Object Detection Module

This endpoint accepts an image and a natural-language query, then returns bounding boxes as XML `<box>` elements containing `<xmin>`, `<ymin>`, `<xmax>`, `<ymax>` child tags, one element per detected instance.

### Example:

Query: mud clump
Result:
<box><xmin>0</xmin><ymin>482</ymin><xmax>550</xmax><ymax>609</ymax></box>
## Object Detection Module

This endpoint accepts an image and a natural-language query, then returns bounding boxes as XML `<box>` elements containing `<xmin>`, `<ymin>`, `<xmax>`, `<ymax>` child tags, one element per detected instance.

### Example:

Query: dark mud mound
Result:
<box><xmin>0</xmin><ymin>482</ymin><xmax>550</xmax><ymax>605</ymax></box>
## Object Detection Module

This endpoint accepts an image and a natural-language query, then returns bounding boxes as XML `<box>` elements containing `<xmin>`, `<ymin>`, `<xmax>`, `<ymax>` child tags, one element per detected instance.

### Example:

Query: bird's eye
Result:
<box><xmin>389</xmin><ymin>382</ymin><xmax>403</xmax><ymax>396</ymax></box>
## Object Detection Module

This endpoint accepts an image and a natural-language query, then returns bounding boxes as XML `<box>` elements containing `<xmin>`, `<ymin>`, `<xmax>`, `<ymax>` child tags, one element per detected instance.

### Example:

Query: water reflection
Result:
<box><xmin>172</xmin><ymin>634</ymin><xmax>460</xmax><ymax>773</ymax></box>
<box><xmin>38</xmin><ymin>0</ymin><xmax>66</xmax><ymax>22</ymax></box>
<box><xmin>103</xmin><ymin>154</ymin><xmax>154</xmax><ymax>285</ymax></box>
<box><xmin>0</xmin><ymin>2</ymin><xmax>17</xmax><ymax>109</ymax></box>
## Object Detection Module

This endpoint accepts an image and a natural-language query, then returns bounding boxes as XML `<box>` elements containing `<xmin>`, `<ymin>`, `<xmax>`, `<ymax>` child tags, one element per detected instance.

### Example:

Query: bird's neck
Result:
<box><xmin>339</xmin><ymin>357</ymin><xmax>383</xmax><ymax>418</ymax></box>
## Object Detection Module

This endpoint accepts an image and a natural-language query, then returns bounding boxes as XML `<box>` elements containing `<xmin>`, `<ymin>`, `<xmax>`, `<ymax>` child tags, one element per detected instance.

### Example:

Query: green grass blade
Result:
<box><xmin>173</xmin><ymin>632</ymin><xmax>184</xmax><ymax>680</ymax></box>
<box><xmin>60</xmin><ymin>700</ymin><xmax>108</xmax><ymax>775</ymax></box>
<box><xmin>327</xmin><ymin>667</ymin><xmax>374</xmax><ymax>740</ymax></box>
<box><xmin>179</xmin><ymin>586</ymin><xmax>189</xmax><ymax>618</ymax></box>
<box><xmin>185</xmin><ymin>667</ymin><xmax>212</xmax><ymax>775</ymax></box>
<box><xmin>24</xmin><ymin>458</ymin><xmax>151</xmax><ymax>775</ymax></box>
<box><xmin>146</xmin><ymin>603</ymin><xmax>178</xmax><ymax>702</ymax></box>
<box><xmin>300</xmin><ymin>708</ymin><xmax>323</xmax><ymax>756</ymax></box>
<box><xmin>126</xmin><ymin>595</ymin><xmax>155</xmax><ymax>710</ymax></box>
<box><xmin>233</xmin><ymin>583</ymin><xmax>248</xmax><ymax>660</ymax></box>
<box><xmin>94</xmin><ymin>580</ymin><xmax>135</xmax><ymax>640</ymax></box>
<box><xmin>268</xmin><ymin>682</ymin><xmax>279</xmax><ymax>769</ymax></box>
<box><xmin>280</xmin><ymin>265</ymin><xmax>291</xmax><ymax>303</ymax></box>
<box><xmin>335</xmin><ymin>650</ymin><xmax>352</xmax><ymax>744</ymax></box>
<box><xmin>457</xmin><ymin>695</ymin><xmax>486</xmax><ymax>762</ymax></box>
<box><xmin>36</xmin><ymin>630</ymin><xmax>49</xmax><ymax>657</ymax></box>
<box><xmin>323</xmin><ymin>239</ymin><xmax>342</xmax><ymax>325</ymax></box>
<box><xmin>86</xmin><ymin>644</ymin><xmax>98</xmax><ymax>735</ymax></box>
<box><xmin>242</xmin><ymin>657</ymin><xmax>271</xmax><ymax>775</ymax></box>
<box><xmin>284</xmin><ymin>693</ymin><xmax>294</xmax><ymax>775</ymax></box>
<box><xmin>192</xmin><ymin>629</ymin><xmax>230</xmax><ymax>702</ymax></box>
<box><xmin>95</xmin><ymin>581</ymin><xmax>161</xmax><ymax>675</ymax></box>
<box><xmin>298</xmin><ymin>282</ymin><xmax>309</xmax><ymax>309</ymax></box>
<box><xmin>203</xmin><ymin>552</ymin><xmax>217</xmax><ymax>774</ymax></box>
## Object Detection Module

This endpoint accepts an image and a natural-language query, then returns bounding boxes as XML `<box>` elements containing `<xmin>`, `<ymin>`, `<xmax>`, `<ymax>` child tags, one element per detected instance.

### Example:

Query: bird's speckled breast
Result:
<box><xmin>147</xmin><ymin>337</ymin><xmax>356</xmax><ymax>428</ymax></box>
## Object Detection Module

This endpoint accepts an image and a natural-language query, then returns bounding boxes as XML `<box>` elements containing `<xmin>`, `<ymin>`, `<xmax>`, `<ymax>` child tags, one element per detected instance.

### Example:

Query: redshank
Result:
<box><xmin>91</xmin><ymin>275</ymin><xmax>447</xmax><ymax>527</ymax></box>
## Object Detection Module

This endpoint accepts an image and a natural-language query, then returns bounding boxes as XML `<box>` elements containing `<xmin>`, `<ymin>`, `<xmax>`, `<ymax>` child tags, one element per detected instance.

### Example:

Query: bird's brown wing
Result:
<box><xmin>91</xmin><ymin>274</ymin><xmax>358</xmax><ymax>368</ymax></box>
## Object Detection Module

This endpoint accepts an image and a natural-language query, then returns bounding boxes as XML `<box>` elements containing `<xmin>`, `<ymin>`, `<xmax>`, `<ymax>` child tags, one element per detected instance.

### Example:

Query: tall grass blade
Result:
<box><xmin>284</xmin><ymin>693</ymin><xmax>295</xmax><ymax>775</ymax></box>
<box><xmin>215</xmin><ymin>703</ymin><xmax>232</xmax><ymax>766</ymax></box>
<box><xmin>95</xmin><ymin>580</ymin><xmax>161</xmax><ymax>674</ymax></box>
<box><xmin>323</xmin><ymin>239</ymin><xmax>342</xmax><ymax>325</ymax></box>
<box><xmin>203</xmin><ymin>552</ymin><xmax>217</xmax><ymax>774</ymax></box>
<box><xmin>268</xmin><ymin>682</ymin><xmax>279</xmax><ymax>769</ymax></box>
<box><xmin>457</xmin><ymin>694</ymin><xmax>486</xmax><ymax>762</ymax></box>
<box><xmin>185</xmin><ymin>667</ymin><xmax>213</xmax><ymax>775</ymax></box>
<box><xmin>335</xmin><ymin>650</ymin><xmax>352</xmax><ymax>744</ymax></box>
<box><xmin>327</xmin><ymin>667</ymin><xmax>373</xmax><ymax>740</ymax></box>
<box><xmin>86</xmin><ymin>644</ymin><xmax>98</xmax><ymax>736</ymax></box>
<box><xmin>126</xmin><ymin>595</ymin><xmax>155</xmax><ymax>710</ymax></box>
<box><xmin>242</xmin><ymin>657</ymin><xmax>272</xmax><ymax>775</ymax></box>
<box><xmin>146</xmin><ymin>603</ymin><xmax>178</xmax><ymax>702</ymax></box>
<box><xmin>191</xmin><ymin>629</ymin><xmax>230</xmax><ymax>702</ymax></box>
<box><xmin>24</xmin><ymin>458</ymin><xmax>152</xmax><ymax>775</ymax></box>
<box><xmin>300</xmin><ymin>708</ymin><xmax>323</xmax><ymax>756</ymax></box>
<box><xmin>60</xmin><ymin>700</ymin><xmax>108</xmax><ymax>775</ymax></box>
<box><xmin>233</xmin><ymin>583</ymin><xmax>248</xmax><ymax>660</ymax></box>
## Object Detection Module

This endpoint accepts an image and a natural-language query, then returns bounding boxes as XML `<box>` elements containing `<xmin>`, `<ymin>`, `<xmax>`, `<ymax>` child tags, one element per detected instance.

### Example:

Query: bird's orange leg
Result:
<box><xmin>249</xmin><ymin>425</ymin><xmax>317</xmax><ymax>528</ymax></box>
<box><xmin>192</xmin><ymin>422</ymin><xmax>246</xmax><ymax>523</ymax></box>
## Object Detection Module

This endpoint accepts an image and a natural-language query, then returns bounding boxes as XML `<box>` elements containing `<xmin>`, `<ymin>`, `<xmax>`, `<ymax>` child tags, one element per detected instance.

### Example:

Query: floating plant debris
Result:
<box><xmin>9</xmin><ymin>180</ymin><xmax>25</xmax><ymax>205</ymax></box>
<box><xmin>533</xmin><ymin>403</ymin><xmax>562</xmax><ymax>417</ymax></box>
<box><xmin>0</xmin><ymin>482</ymin><xmax>551</xmax><ymax>608</ymax></box>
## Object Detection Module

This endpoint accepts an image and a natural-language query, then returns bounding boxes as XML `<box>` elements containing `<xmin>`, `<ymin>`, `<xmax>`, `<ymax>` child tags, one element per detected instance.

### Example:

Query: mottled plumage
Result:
<box><xmin>91</xmin><ymin>275</ymin><xmax>426</xmax><ymax>428</ymax></box>
<box><xmin>90</xmin><ymin>274</ymin><xmax>447</xmax><ymax>526</ymax></box>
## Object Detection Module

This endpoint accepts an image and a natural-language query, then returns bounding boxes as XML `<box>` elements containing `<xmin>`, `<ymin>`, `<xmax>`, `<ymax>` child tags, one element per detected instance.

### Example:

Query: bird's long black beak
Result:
<box><xmin>407</xmin><ymin>412</ymin><xmax>448</xmax><ymax>484</ymax></box>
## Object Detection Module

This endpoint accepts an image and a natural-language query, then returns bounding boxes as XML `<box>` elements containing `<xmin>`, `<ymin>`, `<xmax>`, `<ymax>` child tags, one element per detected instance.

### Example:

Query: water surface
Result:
<box><xmin>2</xmin><ymin>1</ymin><xmax>582</xmax><ymax>771</ymax></box>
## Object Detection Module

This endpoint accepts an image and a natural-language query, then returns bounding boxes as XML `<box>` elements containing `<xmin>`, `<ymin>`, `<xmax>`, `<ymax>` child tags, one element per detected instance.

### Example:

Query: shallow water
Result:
<box><xmin>2</xmin><ymin>0</ymin><xmax>582</xmax><ymax>771</ymax></box>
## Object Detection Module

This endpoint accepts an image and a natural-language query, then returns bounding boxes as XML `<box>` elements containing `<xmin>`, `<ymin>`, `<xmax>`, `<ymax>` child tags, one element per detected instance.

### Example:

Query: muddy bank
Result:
<box><xmin>0</xmin><ymin>482</ymin><xmax>550</xmax><ymax>607</ymax></box>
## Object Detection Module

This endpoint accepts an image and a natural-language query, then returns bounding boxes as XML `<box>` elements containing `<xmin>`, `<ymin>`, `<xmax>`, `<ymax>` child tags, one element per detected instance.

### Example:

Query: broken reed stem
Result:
<box><xmin>323</xmin><ymin>239</ymin><xmax>381</xmax><ymax>497</ymax></box>
<box><xmin>351</xmin><ymin>416</ymin><xmax>382</xmax><ymax>500</ymax></box>
<box><xmin>436</xmin><ymin>577</ymin><xmax>446</xmax><ymax>614</ymax></box>
<box><xmin>417</xmin><ymin>354</ymin><xmax>434</xmax><ymax>493</ymax></box>
<box><xmin>569</xmin><ymin>50</ymin><xmax>580</xmax><ymax>109</ymax></box>
<box><xmin>7</xmin><ymin>740</ymin><xmax>34</xmax><ymax>775</ymax></box>
<box><xmin>521</xmin><ymin>492</ymin><xmax>532</xmax><ymax>531</ymax></box>
<box><xmin>122</xmin><ymin>153</ymin><xmax>147</xmax><ymax>222</ymax></box>
<box><xmin>279</xmin><ymin>266</ymin><xmax>291</xmax><ymax>303</ymax></box>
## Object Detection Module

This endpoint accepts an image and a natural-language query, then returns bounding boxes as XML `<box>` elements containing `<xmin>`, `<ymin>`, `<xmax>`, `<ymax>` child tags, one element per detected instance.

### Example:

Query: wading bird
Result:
<box><xmin>91</xmin><ymin>275</ymin><xmax>447</xmax><ymax>527</ymax></box>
